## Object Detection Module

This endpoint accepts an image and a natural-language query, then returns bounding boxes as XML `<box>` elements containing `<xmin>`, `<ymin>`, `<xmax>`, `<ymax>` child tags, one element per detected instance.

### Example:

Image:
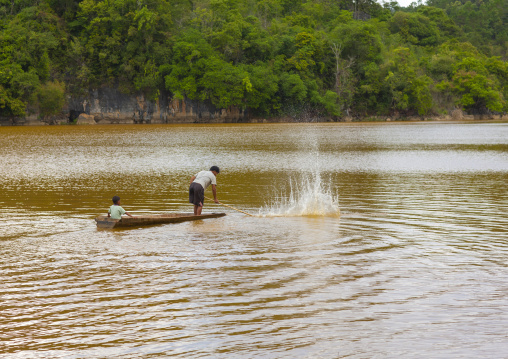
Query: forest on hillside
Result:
<box><xmin>1</xmin><ymin>0</ymin><xmax>507</xmax><ymax>121</ymax></box>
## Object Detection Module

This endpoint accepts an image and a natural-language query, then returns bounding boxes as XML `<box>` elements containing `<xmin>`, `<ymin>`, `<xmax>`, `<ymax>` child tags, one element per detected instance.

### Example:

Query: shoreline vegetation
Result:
<box><xmin>1</xmin><ymin>0</ymin><xmax>506</xmax><ymax>125</ymax></box>
<box><xmin>2</xmin><ymin>114</ymin><xmax>508</xmax><ymax>127</ymax></box>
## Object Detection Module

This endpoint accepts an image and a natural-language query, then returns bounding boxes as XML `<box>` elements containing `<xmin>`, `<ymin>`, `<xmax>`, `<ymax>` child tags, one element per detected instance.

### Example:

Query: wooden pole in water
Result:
<box><xmin>205</xmin><ymin>196</ymin><xmax>255</xmax><ymax>217</ymax></box>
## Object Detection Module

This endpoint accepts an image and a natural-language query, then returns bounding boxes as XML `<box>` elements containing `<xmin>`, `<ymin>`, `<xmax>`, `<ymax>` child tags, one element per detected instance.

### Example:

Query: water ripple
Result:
<box><xmin>1</xmin><ymin>124</ymin><xmax>507</xmax><ymax>358</ymax></box>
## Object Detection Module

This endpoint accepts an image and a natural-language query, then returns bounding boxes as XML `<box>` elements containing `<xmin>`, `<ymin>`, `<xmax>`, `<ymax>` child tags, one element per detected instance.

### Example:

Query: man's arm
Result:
<box><xmin>125</xmin><ymin>212</ymin><xmax>134</xmax><ymax>217</ymax></box>
<box><xmin>212</xmin><ymin>184</ymin><xmax>219</xmax><ymax>203</ymax></box>
<box><xmin>189</xmin><ymin>175</ymin><xmax>196</xmax><ymax>184</ymax></box>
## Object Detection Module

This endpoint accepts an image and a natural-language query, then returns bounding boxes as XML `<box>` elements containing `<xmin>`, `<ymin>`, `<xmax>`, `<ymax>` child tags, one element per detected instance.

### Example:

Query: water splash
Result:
<box><xmin>260</xmin><ymin>173</ymin><xmax>340</xmax><ymax>217</ymax></box>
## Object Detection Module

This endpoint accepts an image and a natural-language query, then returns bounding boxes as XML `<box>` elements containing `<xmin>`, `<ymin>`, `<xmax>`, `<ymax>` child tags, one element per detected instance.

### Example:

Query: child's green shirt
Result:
<box><xmin>109</xmin><ymin>205</ymin><xmax>126</xmax><ymax>219</ymax></box>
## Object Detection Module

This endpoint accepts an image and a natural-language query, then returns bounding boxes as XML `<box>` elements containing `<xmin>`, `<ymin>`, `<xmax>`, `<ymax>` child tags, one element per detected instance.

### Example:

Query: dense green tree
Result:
<box><xmin>449</xmin><ymin>57</ymin><xmax>505</xmax><ymax>113</ymax></box>
<box><xmin>75</xmin><ymin>0</ymin><xmax>172</xmax><ymax>91</ymax></box>
<box><xmin>330</xmin><ymin>19</ymin><xmax>384</xmax><ymax>75</ymax></box>
<box><xmin>244</xmin><ymin>62</ymin><xmax>279</xmax><ymax>114</ymax></box>
<box><xmin>384</xmin><ymin>47</ymin><xmax>433</xmax><ymax>115</ymax></box>
<box><xmin>427</xmin><ymin>0</ymin><xmax>507</xmax><ymax>56</ymax></box>
<box><xmin>389</xmin><ymin>11</ymin><xmax>440</xmax><ymax>46</ymax></box>
<box><xmin>37</xmin><ymin>80</ymin><xmax>66</xmax><ymax>122</ymax></box>
<box><xmin>200</xmin><ymin>57</ymin><xmax>252</xmax><ymax>108</ymax></box>
<box><xmin>431</xmin><ymin>41</ymin><xmax>507</xmax><ymax>113</ymax></box>
<box><xmin>416</xmin><ymin>6</ymin><xmax>460</xmax><ymax>40</ymax></box>
<box><xmin>0</xmin><ymin>0</ymin><xmax>506</xmax><ymax>121</ymax></box>
<box><xmin>0</xmin><ymin>3</ymin><xmax>66</xmax><ymax>116</ymax></box>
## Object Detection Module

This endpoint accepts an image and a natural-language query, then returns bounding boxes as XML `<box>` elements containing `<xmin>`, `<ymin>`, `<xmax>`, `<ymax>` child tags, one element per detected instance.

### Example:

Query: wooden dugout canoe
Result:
<box><xmin>95</xmin><ymin>212</ymin><xmax>226</xmax><ymax>229</ymax></box>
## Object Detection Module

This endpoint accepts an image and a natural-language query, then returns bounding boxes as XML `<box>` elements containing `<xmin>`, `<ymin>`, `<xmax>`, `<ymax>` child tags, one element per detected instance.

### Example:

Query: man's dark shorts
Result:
<box><xmin>189</xmin><ymin>182</ymin><xmax>205</xmax><ymax>207</ymax></box>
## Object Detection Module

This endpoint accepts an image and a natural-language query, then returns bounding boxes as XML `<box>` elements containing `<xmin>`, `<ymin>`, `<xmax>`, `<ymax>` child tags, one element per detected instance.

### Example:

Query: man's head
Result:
<box><xmin>210</xmin><ymin>166</ymin><xmax>220</xmax><ymax>175</ymax></box>
<box><xmin>112</xmin><ymin>196</ymin><xmax>121</xmax><ymax>204</ymax></box>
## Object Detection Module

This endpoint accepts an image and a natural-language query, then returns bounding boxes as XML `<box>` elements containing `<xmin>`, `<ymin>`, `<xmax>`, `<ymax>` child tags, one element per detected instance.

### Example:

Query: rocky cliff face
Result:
<box><xmin>2</xmin><ymin>87</ymin><xmax>505</xmax><ymax>126</ymax></box>
<box><xmin>1</xmin><ymin>87</ymin><xmax>247</xmax><ymax>126</ymax></box>
<box><xmin>68</xmin><ymin>88</ymin><xmax>246</xmax><ymax>124</ymax></box>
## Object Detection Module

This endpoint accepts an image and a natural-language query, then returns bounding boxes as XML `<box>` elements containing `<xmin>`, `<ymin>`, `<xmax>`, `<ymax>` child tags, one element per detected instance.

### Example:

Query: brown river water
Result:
<box><xmin>1</xmin><ymin>123</ymin><xmax>507</xmax><ymax>358</ymax></box>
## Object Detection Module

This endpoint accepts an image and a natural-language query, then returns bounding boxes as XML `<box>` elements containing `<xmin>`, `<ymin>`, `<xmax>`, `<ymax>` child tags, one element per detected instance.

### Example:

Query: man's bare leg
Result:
<box><xmin>194</xmin><ymin>204</ymin><xmax>203</xmax><ymax>215</ymax></box>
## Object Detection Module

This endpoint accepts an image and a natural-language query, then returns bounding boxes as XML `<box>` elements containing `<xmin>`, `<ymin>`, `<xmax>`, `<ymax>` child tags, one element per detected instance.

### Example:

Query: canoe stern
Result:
<box><xmin>95</xmin><ymin>216</ymin><xmax>120</xmax><ymax>229</ymax></box>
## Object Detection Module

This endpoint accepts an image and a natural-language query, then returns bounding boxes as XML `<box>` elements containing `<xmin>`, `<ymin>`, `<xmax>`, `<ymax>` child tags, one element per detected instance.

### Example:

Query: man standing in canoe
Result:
<box><xmin>189</xmin><ymin>166</ymin><xmax>220</xmax><ymax>215</ymax></box>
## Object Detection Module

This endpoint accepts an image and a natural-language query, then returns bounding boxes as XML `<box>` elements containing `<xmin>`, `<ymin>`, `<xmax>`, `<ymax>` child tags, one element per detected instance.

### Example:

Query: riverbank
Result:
<box><xmin>1</xmin><ymin>87</ymin><xmax>506</xmax><ymax>126</ymax></box>
<box><xmin>2</xmin><ymin>113</ymin><xmax>507</xmax><ymax>126</ymax></box>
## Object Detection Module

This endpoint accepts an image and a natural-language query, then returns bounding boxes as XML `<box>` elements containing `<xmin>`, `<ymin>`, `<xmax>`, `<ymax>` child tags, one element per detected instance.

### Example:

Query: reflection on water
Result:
<box><xmin>1</xmin><ymin>123</ymin><xmax>507</xmax><ymax>358</ymax></box>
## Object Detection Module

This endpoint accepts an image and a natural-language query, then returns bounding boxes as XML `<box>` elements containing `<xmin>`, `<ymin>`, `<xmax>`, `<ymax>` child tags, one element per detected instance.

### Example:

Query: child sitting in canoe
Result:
<box><xmin>108</xmin><ymin>196</ymin><xmax>134</xmax><ymax>219</ymax></box>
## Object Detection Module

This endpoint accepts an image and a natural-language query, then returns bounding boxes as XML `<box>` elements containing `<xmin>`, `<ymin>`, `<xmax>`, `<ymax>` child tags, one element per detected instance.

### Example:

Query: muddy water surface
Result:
<box><xmin>1</xmin><ymin>123</ymin><xmax>507</xmax><ymax>358</ymax></box>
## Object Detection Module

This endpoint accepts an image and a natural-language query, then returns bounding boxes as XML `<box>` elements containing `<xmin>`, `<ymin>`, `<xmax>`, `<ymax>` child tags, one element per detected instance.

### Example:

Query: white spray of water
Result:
<box><xmin>259</xmin><ymin>172</ymin><xmax>340</xmax><ymax>217</ymax></box>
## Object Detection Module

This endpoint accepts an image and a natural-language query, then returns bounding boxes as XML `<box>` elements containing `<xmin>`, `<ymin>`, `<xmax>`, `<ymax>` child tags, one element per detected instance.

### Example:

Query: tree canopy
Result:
<box><xmin>0</xmin><ymin>0</ymin><xmax>506</xmax><ymax>119</ymax></box>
